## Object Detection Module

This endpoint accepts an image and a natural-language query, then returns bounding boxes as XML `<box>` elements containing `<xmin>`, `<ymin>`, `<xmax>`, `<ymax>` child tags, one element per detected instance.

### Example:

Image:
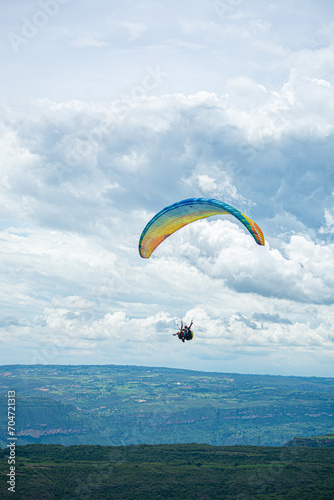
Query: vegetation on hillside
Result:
<box><xmin>0</xmin><ymin>442</ymin><xmax>333</xmax><ymax>499</ymax></box>
<box><xmin>0</xmin><ymin>365</ymin><xmax>332</xmax><ymax>448</ymax></box>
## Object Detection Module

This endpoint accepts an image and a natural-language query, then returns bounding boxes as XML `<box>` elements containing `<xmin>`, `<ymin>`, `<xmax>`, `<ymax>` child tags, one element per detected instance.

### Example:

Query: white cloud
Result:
<box><xmin>122</xmin><ymin>22</ymin><xmax>148</xmax><ymax>41</ymax></box>
<box><xmin>182</xmin><ymin>166</ymin><xmax>250</xmax><ymax>206</ymax></box>
<box><xmin>162</xmin><ymin>220</ymin><xmax>334</xmax><ymax>305</ymax></box>
<box><xmin>320</xmin><ymin>208</ymin><xmax>334</xmax><ymax>235</ymax></box>
<box><xmin>69</xmin><ymin>32</ymin><xmax>109</xmax><ymax>48</ymax></box>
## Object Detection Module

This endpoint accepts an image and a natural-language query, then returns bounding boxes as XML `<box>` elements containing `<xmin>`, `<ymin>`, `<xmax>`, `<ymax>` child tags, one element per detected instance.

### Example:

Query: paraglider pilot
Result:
<box><xmin>173</xmin><ymin>320</ymin><xmax>193</xmax><ymax>342</ymax></box>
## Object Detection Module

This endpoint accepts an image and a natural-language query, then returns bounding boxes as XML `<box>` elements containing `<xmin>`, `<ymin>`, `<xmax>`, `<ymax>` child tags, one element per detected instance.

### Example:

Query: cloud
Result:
<box><xmin>163</xmin><ymin>220</ymin><xmax>334</xmax><ymax>305</ymax></box>
<box><xmin>319</xmin><ymin>208</ymin><xmax>334</xmax><ymax>235</ymax></box>
<box><xmin>252</xmin><ymin>313</ymin><xmax>292</xmax><ymax>325</ymax></box>
<box><xmin>0</xmin><ymin>80</ymin><xmax>332</xmax><ymax>311</ymax></box>
<box><xmin>6</xmin><ymin>74</ymin><xmax>330</xmax><ymax>227</ymax></box>
<box><xmin>182</xmin><ymin>166</ymin><xmax>250</xmax><ymax>206</ymax></box>
<box><xmin>69</xmin><ymin>32</ymin><xmax>109</xmax><ymax>48</ymax></box>
<box><xmin>122</xmin><ymin>22</ymin><xmax>148</xmax><ymax>41</ymax></box>
<box><xmin>1</xmin><ymin>0</ymin><xmax>333</xmax><ymax>375</ymax></box>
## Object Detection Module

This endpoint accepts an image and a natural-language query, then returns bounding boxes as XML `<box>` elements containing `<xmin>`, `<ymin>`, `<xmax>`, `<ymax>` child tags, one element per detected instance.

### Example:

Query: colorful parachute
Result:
<box><xmin>139</xmin><ymin>198</ymin><xmax>265</xmax><ymax>258</ymax></box>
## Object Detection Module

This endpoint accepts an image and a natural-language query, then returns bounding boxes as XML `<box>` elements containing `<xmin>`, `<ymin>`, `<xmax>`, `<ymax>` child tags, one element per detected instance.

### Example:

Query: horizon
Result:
<box><xmin>1</xmin><ymin>362</ymin><xmax>333</xmax><ymax>379</ymax></box>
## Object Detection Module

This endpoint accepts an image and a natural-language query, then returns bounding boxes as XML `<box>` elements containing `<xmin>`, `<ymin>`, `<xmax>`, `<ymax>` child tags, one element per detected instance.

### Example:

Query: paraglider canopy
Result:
<box><xmin>139</xmin><ymin>197</ymin><xmax>265</xmax><ymax>258</ymax></box>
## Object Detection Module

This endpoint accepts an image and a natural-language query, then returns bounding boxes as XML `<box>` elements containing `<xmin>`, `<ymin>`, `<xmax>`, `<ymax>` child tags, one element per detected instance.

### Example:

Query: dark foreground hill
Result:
<box><xmin>285</xmin><ymin>433</ymin><xmax>334</xmax><ymax>447</ymax></box>
<box><xmin>0</xmin><ymin>365</ymin><xmax>333</xmax><ymax>447</ymax></box>
<box><xmin>1</xmin><ymin>442</ymin><xmax>333</xmax><ymax>499</ymax></box>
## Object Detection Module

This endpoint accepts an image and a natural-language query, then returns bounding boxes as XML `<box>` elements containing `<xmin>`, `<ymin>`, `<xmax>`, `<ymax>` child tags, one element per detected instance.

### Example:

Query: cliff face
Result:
<box><xmin>17</xmin><ymin>428</ymin><xmax>87</xmax><ymax>438</ymax></box>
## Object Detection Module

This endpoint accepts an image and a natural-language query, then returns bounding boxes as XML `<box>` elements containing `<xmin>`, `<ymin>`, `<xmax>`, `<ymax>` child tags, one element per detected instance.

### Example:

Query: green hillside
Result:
<box><xmin>0</xmin><ymin>365</ymin><xmax>333</xmax><ymax>447</ymax></box>
<box><xmin>0</xmin><ymin>442</ymin><xmax>333</xmax><ymax>499</ymax></box>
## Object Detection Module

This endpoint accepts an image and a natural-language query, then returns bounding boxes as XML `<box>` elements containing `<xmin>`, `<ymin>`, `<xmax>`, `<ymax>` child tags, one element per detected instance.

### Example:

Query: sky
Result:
<box><xmin>0</xmin><ymin>0</ymin><xmax>333</xmax><ymax>376</ymax></box>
